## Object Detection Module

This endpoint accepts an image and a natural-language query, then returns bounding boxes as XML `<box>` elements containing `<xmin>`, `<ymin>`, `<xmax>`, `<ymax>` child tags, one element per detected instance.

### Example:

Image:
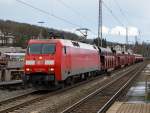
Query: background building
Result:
<box><xmin>0</xmin><ymin>30</ymin><xmax>15</xmax><ymax>46</ymax></box>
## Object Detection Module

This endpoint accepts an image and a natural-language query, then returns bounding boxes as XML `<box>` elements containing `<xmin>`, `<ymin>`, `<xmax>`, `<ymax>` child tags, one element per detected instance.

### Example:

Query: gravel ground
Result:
<box><xmin>0</xmin><ymin>88</ymin><xmax>34</xmax><ymax>102</ymax></box>
<box><xmin>11</xmin><ymin>76</ymin><xmax>110</xmax><ymax>113</ymax></box>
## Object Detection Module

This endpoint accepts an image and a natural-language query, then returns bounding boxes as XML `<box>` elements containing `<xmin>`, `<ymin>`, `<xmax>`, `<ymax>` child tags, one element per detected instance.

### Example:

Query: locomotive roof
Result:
<box><xmin>124</xmin><ymin>52</ymin><xmax>129</xmax><ymax>55</ymax></box>
<box><xmin>116</xmin><ymin>50</ymin><xmax>123</xmax><ymax>54</ymax></box>
<box><xmin>60</xmin><ymin>39</ymin><xmax>99</xmax><ymax>51</ymax></box>
<box><xmin>134</xmin><ymin>54</ymin><xmax>143</xmax><ymax>57</ymax></box>
<box><xmin>28</xmin><ymin>39</ymin><xmax>99</xmax><ymax>51</ymax></box>
<box><xmin>99</xmin><ymin>47</ymin><xmax>112</xmax><ymax>54</ymax></box>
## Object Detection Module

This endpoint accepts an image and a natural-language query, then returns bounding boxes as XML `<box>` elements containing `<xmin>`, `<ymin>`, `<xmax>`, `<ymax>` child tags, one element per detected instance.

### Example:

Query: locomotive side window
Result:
<box><xmin>28</xmin><ymin>43</ymin><xmax>55</xmax><ymax>54</ymax></box>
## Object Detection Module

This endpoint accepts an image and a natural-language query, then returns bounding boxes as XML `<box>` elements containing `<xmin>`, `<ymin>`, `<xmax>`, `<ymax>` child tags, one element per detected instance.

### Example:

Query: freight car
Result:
<box><xmin>98</xmin><ymin>47</ymin><xmax>115</xmax><ymax>72</ymax></box>
<box><xmin>134</xmin><ymin>54</ymin><xmax>144</xmax><ymax>63</ymax></box>
<box><xmin>23</xmin><ymin>39</ymin><xmax>143</xmax><ymax>90</ymax></box>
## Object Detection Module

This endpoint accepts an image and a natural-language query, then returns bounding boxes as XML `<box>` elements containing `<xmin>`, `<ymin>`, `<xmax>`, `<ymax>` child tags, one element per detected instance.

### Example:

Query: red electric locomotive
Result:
<box><xmin>23</xmin><ymin>39</ymin><xmax>100</xmax><ymax>89</ymax></box>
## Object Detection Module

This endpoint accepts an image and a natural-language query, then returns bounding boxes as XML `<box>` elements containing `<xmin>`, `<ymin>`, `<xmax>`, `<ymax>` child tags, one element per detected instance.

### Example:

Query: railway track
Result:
<box><xmin>0</xmin><ymin>80</ymin><xmax>23</xmax><ymax>90</ymax></box>
<box><xmin>0</xmin><ymin>75</ymin><xmax>106</xmax><ymax>113</ymax></box>
<box><xmin>61</xmin><ymin>63</ymin><xmax>146</xmax><ymax>113</ymax></box>
<box><xmin>0</xmin><ymin>63</ymin><xmax>142</xmax><ymax>113</ymax></box>
<box><xmin>0</xmin><ymin>90</ymin><xmax>38</xmax><ymax>113</ymax></box>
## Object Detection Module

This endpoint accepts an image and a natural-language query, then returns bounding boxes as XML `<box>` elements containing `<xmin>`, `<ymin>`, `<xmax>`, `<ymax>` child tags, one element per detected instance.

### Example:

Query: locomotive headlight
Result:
<box><xmin>45</xmin><ymin>60</ymin><xmax>55</xmax><ymax>65</ymax></box>
<box><xmin>26</xmin><ymin>60</ymin><xmax>35</xmax><ymax>65</ymax></box>
<box><xmin>39</xmin><ymin>56</ymin><xmax>43</xmax><ymax>60</ymax></box>
<box><xmin>48</xmin><ymin>67</ymin><xmax>55</xmax><ymax>74</ymax></box>
<box><xmin>26</xmin><ymin>68</ymin><xmax>31</xmax><ymax>72</ymax></box>
<box><xmin>50</xmin><ymin>68</ymin><xmax>54</xmax><ymax>71</ymax></box>
<box><xmin>26</xmin><ymin>68</ymin><xmax>30</xmax><ymax>71</ymax></box>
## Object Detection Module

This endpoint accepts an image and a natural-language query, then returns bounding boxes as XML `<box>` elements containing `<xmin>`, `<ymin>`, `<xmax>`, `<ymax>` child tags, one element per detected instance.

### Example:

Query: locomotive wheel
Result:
<box><xmin>65</xmin><ymin>77</ymin><xmax>74</xmax><ymax>86</ymax></box>
<box><xmin>59</xmin><ymin>82</ymin><xmax>65</xmax><ymax>89</ymax></box>
<box><xmin>82</xmin><ymin>73</ymin><xmax>89</xmax><ymax>80</ymax></box>
<box><xmin>106</xmin><ymin>72</ymin><xmax>111</xmax><ymax>76</ymax></box>
<box><xmin>80</xmin><ymin>74</ymin><xmax>85</xmax><ymax>80</ymax></box>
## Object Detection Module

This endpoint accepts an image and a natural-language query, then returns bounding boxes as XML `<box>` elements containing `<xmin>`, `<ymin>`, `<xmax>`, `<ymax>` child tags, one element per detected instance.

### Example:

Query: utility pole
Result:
<box><xmin>126</xmin><ymin>27</ymin><xmax>128</xmax><ymax>50</ymax></box>
<box><xmin>38</xmin><ymin>21</ymin><xmax>45</xmax><ymax>39</ymax></box>
<box><xmin>98</xmin><ymin>0</ymin><xmax>102</xmax><ymax>47</ymax></box>
<box><xmin>135</xmin><ymin>36</ymin><xmax>137</xmax><ymax>44</ymax></box>
<box><xmin>136</xmin><ymin>30</ymin><xmax>141</xmax><ymax>45</ymax></box>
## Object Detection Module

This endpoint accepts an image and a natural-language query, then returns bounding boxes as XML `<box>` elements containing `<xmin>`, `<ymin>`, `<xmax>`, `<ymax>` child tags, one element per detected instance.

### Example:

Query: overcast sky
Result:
<box><xmin>0</xmin><ymin>0</ymin><xmax>149</xmax><ymax>43</ymax></box>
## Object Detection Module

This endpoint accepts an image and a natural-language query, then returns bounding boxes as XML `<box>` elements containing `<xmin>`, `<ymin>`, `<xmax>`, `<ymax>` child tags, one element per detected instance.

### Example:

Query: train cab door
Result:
<box><xmin>64</xmin><ymin>46</ymin><xmax>71</xmax><ymax>75</ymax></box>
<box><xmin>63</xmin><ymin>46</ymin><xmax>67</xmax><ymax>75</ymax></box>
<box><xmin>62</xmin><ymin>46</ymin><xmax>70</xmax><ymax>80</ymax></box>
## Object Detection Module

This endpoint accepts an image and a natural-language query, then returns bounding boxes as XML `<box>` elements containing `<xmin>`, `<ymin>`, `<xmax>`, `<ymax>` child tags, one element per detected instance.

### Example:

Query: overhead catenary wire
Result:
<box><xmin>102</xmin><ymin>0</ymin><xmax>125</xmax><ymax>27</ymax></box>
<box><xmin>16</xmin><ymin>0</ymin><xmax>81</xmax><ymax>28</ymax></box>
<box><xmin>56</xmin><ymin>0</ymin><xmax>89</xmax><ymax>22</ymax></box>
<box><xmin>55</xmin><ymin>0</ymin><xmax>97</xmax><ymax>37</ymax></box>
<box><xmin>102</xmin><ymin>0</ymin><xmax>131</xmax><ymax>46</ymax></box>
<box><xmin>113</xmin><ymin>0</ymin><xmax>142</xmax><ymax>40</ymax></box>
<box><xmin>113</xmin><ymin>0</ymin><xmax>130</xmax><ymax>25</ymax></box>
<box><xmin>16</xmin><ymin>0</ymin><xmax>97</xmax><ymax>38</ymax></box>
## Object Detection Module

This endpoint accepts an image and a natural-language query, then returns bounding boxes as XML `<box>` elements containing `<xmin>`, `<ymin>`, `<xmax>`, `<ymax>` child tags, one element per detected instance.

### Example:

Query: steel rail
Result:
<box><xmin>97</xmin><ymin>63</ymin><xmax>146</xmax><ymax>113</ymax></box>
<box><xmin>0</xmin><ymin>63</ymin><xmax>141</xmax><ymax>113</ymax></box>
<box><xmin>61</xmin><ymin>63</ymin><xmax>145</xmax><ymax>113</ymax></box>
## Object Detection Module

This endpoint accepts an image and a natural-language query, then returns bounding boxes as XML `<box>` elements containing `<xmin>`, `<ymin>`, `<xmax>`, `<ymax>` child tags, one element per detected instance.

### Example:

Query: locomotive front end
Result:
<box><xmin>23</xmin><ymin>40</ymin><xmax>59</xmax><ymax>89</ymax></box>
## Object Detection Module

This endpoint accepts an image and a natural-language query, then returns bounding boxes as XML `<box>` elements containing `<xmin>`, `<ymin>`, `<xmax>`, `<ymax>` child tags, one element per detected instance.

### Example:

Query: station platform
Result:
<box><xmin>0</xmin><ymin>80</ymin><xmax>22</xmax><ymax>86</ymax></box>
<box><xmin>106</xmin><ymin>102</ymin><xmax>150</xmax><ymax>113</ymax></box>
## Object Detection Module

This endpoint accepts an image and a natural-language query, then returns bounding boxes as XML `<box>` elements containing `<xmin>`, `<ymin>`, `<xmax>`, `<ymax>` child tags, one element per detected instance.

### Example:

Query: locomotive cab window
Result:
<box><xmin>27</xmin><ymin>43</ymin><xmax>56</xmax><ymax>54</ymax></box>
<box><xmin>42</xmin><ymin>44</ymin><xmax>56</xmax><ymax>54</ymax></box>
<box><xmin>27</xmin><ymin>44</ymin><xmax>41</xmax><ymax>54</ymax></box>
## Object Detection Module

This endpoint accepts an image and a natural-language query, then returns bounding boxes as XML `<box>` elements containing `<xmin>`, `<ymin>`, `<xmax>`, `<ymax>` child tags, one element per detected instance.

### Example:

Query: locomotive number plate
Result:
<box><xmin>37</xmin><ymin>60</ymin><xmax>44</xmax><ymax>65</ymax></box>
<box><xmin>35</xmin><ymin>68</ymin><xmax>45</xmax><ymax>72</ymax></box>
